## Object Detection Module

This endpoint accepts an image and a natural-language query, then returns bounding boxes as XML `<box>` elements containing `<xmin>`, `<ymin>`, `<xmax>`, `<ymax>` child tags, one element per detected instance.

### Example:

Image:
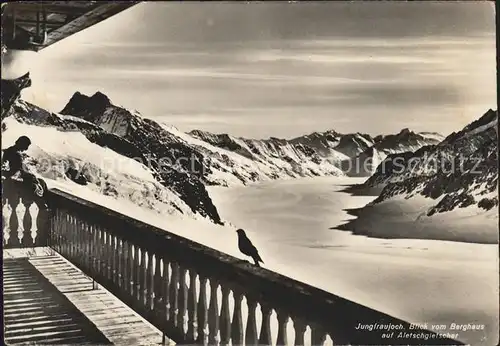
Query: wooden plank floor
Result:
<box><xmin>3</xmin><ymin>248</ymin><xmax>169</xmax><ymax>345</ymax></box>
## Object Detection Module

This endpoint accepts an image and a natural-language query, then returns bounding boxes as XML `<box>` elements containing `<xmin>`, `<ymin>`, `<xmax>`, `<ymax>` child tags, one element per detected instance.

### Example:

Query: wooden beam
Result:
<box><xmin>39</xmin><ymin>2</ymin><xmax>139</xmax><ymax>51</ymax></box>
<box><xmin>15</xmin><ymin>19</ymin><xmax>63</xmax><ymax>27</ymax></box>
<box><xmin>5</xmin><ymin>3</ymin><xmax>97</xmax><ymax>16</ymax></box>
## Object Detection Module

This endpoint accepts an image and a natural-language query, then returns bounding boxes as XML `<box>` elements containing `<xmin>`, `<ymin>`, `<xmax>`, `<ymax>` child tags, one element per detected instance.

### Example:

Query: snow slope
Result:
<box><xmin>360</xmin><ymin>109</ymin><xmax>498</xmax><ymax>218</ymax></box>
<box><xmin>2</xmin><ymin>117</ymin><xmax>197</xmax><ymax>219</ymax></box>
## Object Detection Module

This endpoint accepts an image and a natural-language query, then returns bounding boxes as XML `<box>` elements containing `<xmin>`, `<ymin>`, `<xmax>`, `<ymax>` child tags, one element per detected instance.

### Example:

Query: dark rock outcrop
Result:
<box><xmin>366</xmin><ymin>109</ymin><xmax>498</xmax><ymax>215</ymax></box>
<box><xmin>1</xmin><ymin>72</ymin><xmax>32</xmax><ymax>120</ymax></box>
<box><xmin>60</xmin><ymin>92</ymin><xmax>222</xmax><ymax>224</ymax></box>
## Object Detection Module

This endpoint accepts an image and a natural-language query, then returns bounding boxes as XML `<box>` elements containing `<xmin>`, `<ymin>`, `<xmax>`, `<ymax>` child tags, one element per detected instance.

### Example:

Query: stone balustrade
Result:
<box><xmin>1</xmin><ymin>182</ymin><xmax>463</xmax><ymax>345</ymax></box>
<box><xmin>2</xmin><ymin>178</ymin><xmax>50</xmax><ymax>248</ymax></box>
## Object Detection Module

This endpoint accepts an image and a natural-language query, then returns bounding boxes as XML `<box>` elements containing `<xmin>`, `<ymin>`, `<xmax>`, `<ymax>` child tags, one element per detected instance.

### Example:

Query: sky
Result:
<box><xmin>7</xmin><ymin>1</ymin><xmax>497</xmax><ymax>138</ymax></box>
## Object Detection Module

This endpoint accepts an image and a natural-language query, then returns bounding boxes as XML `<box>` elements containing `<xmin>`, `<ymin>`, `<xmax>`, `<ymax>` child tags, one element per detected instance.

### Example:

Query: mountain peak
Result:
<box><xmin>90</xmin><ymin>91</ymin><xmax>111</xmax><ymax>106</ymax></box>
<box><xmin>60</xmin><ymin>91</ymin><xmax>113</xmax><ymax>121</ymax></box>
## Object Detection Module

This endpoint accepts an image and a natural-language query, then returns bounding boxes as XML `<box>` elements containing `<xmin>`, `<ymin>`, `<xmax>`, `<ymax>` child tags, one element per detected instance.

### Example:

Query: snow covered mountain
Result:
<box><xmin>340</xmin><ymin>128</ymin><xmax>444</xmax><ymax>177</ymax></box>
<box><xmin>364</xmin><ymin>109</ymin><xmax>498</xmax><ymax>215</ymax></box>
<box><xmin>1</xmin><ymin>76</ymin><xmax>447</xmax><ymax>225</ymax></box>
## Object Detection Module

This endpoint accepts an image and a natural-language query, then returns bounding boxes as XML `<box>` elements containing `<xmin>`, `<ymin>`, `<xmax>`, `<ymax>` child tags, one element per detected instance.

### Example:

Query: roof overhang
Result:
<box><xmin>1</xmin><ymin>1</ymin><xmax>140</xmax><ymax>52</ymax></box>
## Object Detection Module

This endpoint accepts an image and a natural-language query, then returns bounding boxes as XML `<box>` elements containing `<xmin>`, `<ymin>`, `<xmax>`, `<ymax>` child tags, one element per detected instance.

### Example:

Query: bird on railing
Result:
<box><xmin>236</xmin><ymin>229</ymin><xmax>264</xmax><ymax>267</ymax></box>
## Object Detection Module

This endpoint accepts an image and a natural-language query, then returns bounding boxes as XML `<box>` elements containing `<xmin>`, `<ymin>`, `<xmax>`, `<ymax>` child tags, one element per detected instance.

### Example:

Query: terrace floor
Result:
<box><xmin>3</xmin><ymin>248</ymin><xmax>169</xmax><ymax>345</ymax></box>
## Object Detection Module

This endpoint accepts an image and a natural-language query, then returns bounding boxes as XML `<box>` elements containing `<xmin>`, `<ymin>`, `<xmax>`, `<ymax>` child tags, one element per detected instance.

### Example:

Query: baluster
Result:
<box><xmin>2</xmin><ymin>191</ymin><xmax>8</xmax><ymax>244</ymax></box>
<box><xmin>245</xmin><ymin>298</ymin><xmax>258</xmax><ymax>346</ymax></box>
<box><xmin>109</xmin><ymin>233</ymin><xmax>115</xmax><ymax>283</ymax></box>
<box><xmin>58</xmin><ymin>213</ymin><xmax>64</xmax><ymax>255</ymax></box>
<box><xmin>219</xmin><ymin>286</ymin><xmax>231</xmax><ymax>346</ymax></box>
<box><xmin>87</xmin><ymin>223</ymin><xmax>95</xmax><ymax>276</ymax></box>
<box><xmin>231</xmin><ymin>290</ymin><xmax>244</xmax><ymax>346</ymax></box>
<box><xmin>115</xmin><ymin>237</ymin><xmax>121</xmax><ymax>286</ymax></box>
<box><xmin>311</xmin><ymin>325</ymin><xmax>327</xmax><ymax>346</ymax></box>
<box><xmin>67</xmin><ymin>215</ymin><xmax>73</xmax><ymax>258</ymax></box>
<box><xmin>133</xmin><ymin>246</ymin><xmax>141</xmax><ymax>302</ymax></box>
<box><xmin>47</xmin><ymin>209</ymin><xmax>56</xmax><ymax>250</ymax></box>
<box><xmin>36</xmin><ymin>202</ymin><xmax>49</xmax><ymax>247</ymax></box>
<box><xmin>2</xmin><ymin>196</ymin><xmax>9</xmax><ymax>246</ymax></box>
<box><xmin>80</xmin><ymin>221</ymin><xmax>87</xmax><ymax>272</ymax></box>
<box><xmin>101</xmin><ymin>228</ymin><xmax>107</xmax><ymax>279</ymax></box>
<box><xmin>108</xmin><ymin>233</ymin><xmax>116</xmax><ymax>284</ymax></box>
<box><xmin>100</xmin><ymin>229</ymin><xmax>106</xmax><ymax>279</ymax></box>
<box><xmin>101</xmin><ymin>229</ymin><xmax>107</xmax><ymax>279</ymax></box>
<box><xmin>30</xmin><ymin>203</ymin><xmax>39</xmax><ymax>246</ymax></box>
<box><xmin>2</xmin><ymin>198</ymin><xmax>10</xmax><ymax>246</ymax></box>
<box><xmin>146</xmin><ymin>251</ymin><xmax>154</xmax><ymax>311</ymax></box>
<box><xmin>21</xmin><ymin>199</ymin><xmax>33</xmax><ymax>246</ymax></box>
<box><xmin>61</xmin><ymin>214</ymin><xmax>68</xmax><ymax>256</ymax></box>
<box><xmin>114</xmin><ymin>236</ymin><xmax>120</xmax><ymax>285</ymax></box>
<box><xmin>67</xmin><ymin>215</ymin><xmax>74</xmax><ymax>260</ymax></box>
<box><xmin>76</xmin><ymin>218</ymin><xmax>82</xmax><ymax>265</ymax></box>
<box><xmin>154</xmin><ymin>254</ymin><xmax>163</xmax><ymax>313</ymax></box>
<box><xmin>84</xmin><ymin>222</ymin><xmax>90</xmax><ymax>269</ymax></box>
<box><xmin>129</xmin><ymin>242</ymin><xmax>135</xmax><ymax>296</ymax></box>
<box><xmin>177</xmin><ymin>266</ymin><xmax>188</xmax><ymax>333</ymax></box>
<box><xmin>120</xmin><ymin>239</ymin><xmax>128</xmax><ymax>289</ymax></box>
<box><xmin>187</xmin><ymin>269</ymin><xmax>198</xmax><ymax>341</ymax></box>
<box><xmin>208</xmin><ymin>279</ymin><xmax>220</xmax><ymax>345</ymax></box>
<box><xmin>57</xmin><ymin>212</ymin><xmax>63</xmax><ymax>254</ymax></box>
<box><xmin>106</xmin><ymin>232</ymin><xmax>112</xmax><ymax>282</ymax></box>
<box><xmin>96</xmin><ymin>227</ymin><xmax>102</xmax><ymax>277</ymax></box>
<box><xmin>72</xmin><ymin>216</ymin><xmax>78</xmax><ymax>260</ymax></box>
<box><xmin>46</xmin><ymin>208</ymin><xmax>54</xmax><ymax>249</ymax></box>
<box><xmin>140</xmin><ymin>248</ymin><xmax>147</xmax><ymax>306</ymax></box>
<box><xmin>7</xmin><ymin>196</ymin><xmax>20</xmax><ymax>247</ymax></box>
<box><xmin>92</xmin><ymin>225</ymin><xmax>98</xmax><ymax>276</ymax></box>
<box><xmin>96</xmin><ymin>226</ymin><xmax>103</xmax><ymax>279</ymax></box>
<box><xmin>276</xmin><ymin>311</ymin><xmax>289</xmax><ymax>346</ymax></box>
<box><xmin>114</xmin><ymin>236</ymin><xmax>119</xmax><ymax>285</ymax></box>
<box><xmin>73</xmin><ymin>218</ymin><xmax>79</xmax><ymax>262</ymax></box>
<box><xmin>162</xmin><ymin>259</ymin><xmax>171</xmax><ymax>324</ymax></box>
<box><xmin>169</xmin><ymin>262</ymin><xmax>179</xmax><ymax>325</ymax></box>
<box><xmin>197</xmin><ymin>276</ymin><xmax>208</xmax><ymax>345</ymax></box>
<box><xmin>161</xmin><ymin>259</ymin><xmax>170</xmax><ymax>345</ymax></box>
<box><xmin>84</xmin><ymin>222</ymin><xmax>89</xmax><ymax>269</ymax></box>
<box><xmin>73</xmin><ymin>218</ymin><xmax>79</xmax><ymax>263</ymax></box>
<box><xmin>259</xmin><ymin>304</ymin><xmax>273</xmax><ymax>345</ymax></box>
<box><xmin>293</xmin><ymin>317</ymin><xmax>307</xmax><ymax>346</ymax></box>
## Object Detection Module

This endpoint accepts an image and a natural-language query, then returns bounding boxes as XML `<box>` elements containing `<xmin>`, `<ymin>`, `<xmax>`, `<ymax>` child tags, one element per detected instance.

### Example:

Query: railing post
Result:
<box><xmin>259</xmin><ymin>304</ymin><xmax>273</xmax><ymax>346</ymax></box>
<box><xmin>154</xmin><ymin>254</ymin><xmax>163</xmax><ymax>313</ymax></box>
<box><xmin>162</xmin><ymin>258</ymin><xmax>171</xmax><ymax>344</ymax></box>
<box><xmin>208</xmin><ymin>278</ymin><xmax>220</xmax><ymax>345</ymax></box>
<box><xmin>187</xmin><ymin>269</ymin><xmax>198</xmax><ymax>341</ymax></box>
<box><xmin>169</xmin><ymin>262</ymin><xmax>180</xmax><ymax>326</ymax></box>
<box><xmin>219</xmin><ymin>286</ymin><xmax>231</xmax><ymax>346</ymax></box>
<box><xmin>146</xmin><ymin>251</ymin><xmax>154</xmax><ymax>313</ymax></box>
<box><xmin>7</xmin><ymin>194</ymin><xmax>21</xmax><ymax>247</ymax></box>
<box><xmin>21</xmin><ymin>198</ymin><xmax>34</xmax><ymax>247</ymax></box>
<box><xmin>245</xmin><ymin>298</ymin><xmax>258</xmax><ymax>346</ymax></box>
<box><xmin>311</xmin><ymin>324</ymin><xmax>327</xmax><ymax>346</ymax></box>
<box><xmin>133</xmin><ymin>245</ymin><xmax>140</xmax><ymax>302</ymax></box>
<box><xmin>140</xmin><ymin>248</ymin><xmax>147</xmax><ymax>307</ymax></box>
<box><xmin>197</xmin><ymin>275</ymin><xmax>208</xmax><ymax>345</ymax></box>
<box><xmin>293</xmin><ymin>317</ymin><xmax>307</xmax><ymax>346</ymax></box>
<box><xmin>231</xmin><ymin>290</ymin><xmax>244</xmax><ymax>346</ymax></box>
<box><xmin>276</xmin><ymin>310</ymin><xmax>289</xmax><ymax>346</ymax></box>
<box><xmin>177</xmin><ymin>266</ymin><xmax>188</xmax><ymax>334</ymax></box>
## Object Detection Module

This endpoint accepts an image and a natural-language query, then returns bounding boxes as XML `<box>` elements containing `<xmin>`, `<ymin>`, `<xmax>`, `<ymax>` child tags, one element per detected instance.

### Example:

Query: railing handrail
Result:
<box><xmin>46</xmin><ymin>187</ymin><xmax>461</xmax><ymax>345</ymax></box>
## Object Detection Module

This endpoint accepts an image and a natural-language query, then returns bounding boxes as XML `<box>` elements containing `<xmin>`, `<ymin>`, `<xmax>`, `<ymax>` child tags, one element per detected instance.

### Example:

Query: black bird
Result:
<box><xmin>236</xmin><ymin>229</ymin><xmax>263</xmax><ymax>267</ymax></box>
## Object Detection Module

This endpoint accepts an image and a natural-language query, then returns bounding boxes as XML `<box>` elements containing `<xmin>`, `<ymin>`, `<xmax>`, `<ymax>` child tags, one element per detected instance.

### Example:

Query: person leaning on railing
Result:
<box><xmin>1</xmin><ymin>135</ymin><xmax>48</xmax><ymax>206</ymax></box>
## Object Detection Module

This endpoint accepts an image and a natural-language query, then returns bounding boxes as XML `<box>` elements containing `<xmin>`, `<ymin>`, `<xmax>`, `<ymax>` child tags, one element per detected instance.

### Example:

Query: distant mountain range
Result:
<box><xmin>2</xmin><ymin>76</ymin><xmax>495</xmax><ymax>223</ymax></box>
